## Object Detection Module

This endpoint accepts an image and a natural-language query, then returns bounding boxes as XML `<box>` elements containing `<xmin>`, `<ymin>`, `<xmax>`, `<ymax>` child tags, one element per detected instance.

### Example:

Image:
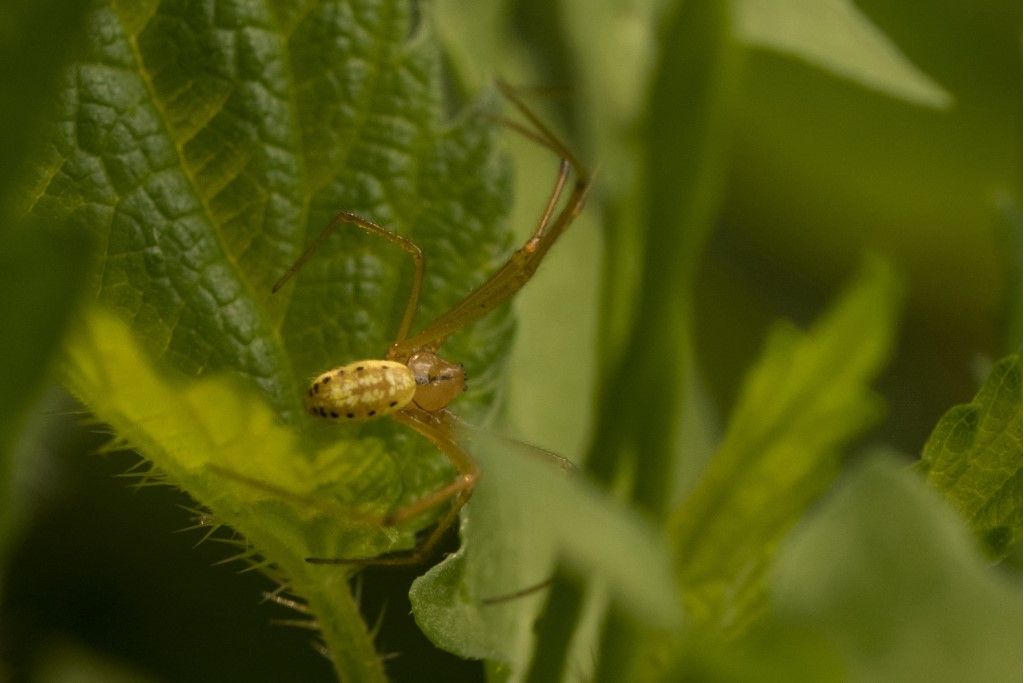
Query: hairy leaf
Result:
<box><xmin>670</xmin><ymin>258</ymin><xmax>900</xmax><ymax>635</ymax></box>
<box><xmin>34</xmin><ymin>1</ymin><xmax>513</xmax><ymax>678</ymax></box>
<box><xmin>917</xmin><ymin>354</ymin><xmax>1022</xmax><ymax>562</ymax></box>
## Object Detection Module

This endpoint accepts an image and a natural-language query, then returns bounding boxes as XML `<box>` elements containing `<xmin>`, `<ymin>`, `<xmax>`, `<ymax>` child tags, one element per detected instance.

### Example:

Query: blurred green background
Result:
<box><xmin>0</xmin><ymin>0</ymin><xmax>1019</xmax><ymax>681</ymax></box>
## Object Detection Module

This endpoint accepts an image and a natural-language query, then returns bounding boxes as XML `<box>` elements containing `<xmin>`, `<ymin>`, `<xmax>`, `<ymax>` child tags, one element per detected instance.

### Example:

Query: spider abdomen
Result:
<box><xmin>304</xmin><ymin>360</ymin><xmax>416</xmax><ymax>421</ymax></box>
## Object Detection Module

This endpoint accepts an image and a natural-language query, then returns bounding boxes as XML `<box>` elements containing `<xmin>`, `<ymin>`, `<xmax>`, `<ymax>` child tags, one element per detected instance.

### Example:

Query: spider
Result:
<box><xmin>239</xmin><ymin>82</ymin><xmax>589</xmax><ymax>568</ymax></box>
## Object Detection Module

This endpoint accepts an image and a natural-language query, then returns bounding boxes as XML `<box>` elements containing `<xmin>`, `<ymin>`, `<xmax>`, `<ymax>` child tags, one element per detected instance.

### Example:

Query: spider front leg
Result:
<box><xmin>306</xmin><ymin>410</ymin><xmax>479</xmax><ymax>567</ymax></box>
<box><xmin>388</xmin><ymin>83</ymin><xmax>592</xmax><ymax>359</ymax></box>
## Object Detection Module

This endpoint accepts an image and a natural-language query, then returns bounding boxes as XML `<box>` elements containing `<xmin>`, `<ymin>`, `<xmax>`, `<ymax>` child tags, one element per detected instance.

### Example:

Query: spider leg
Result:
<box><xmin>274</xmin><ymin>211</ymin><xmax>425</xmax><ymax>343</ymax></box>
<box><xmin>494</xmin><ymin>79</ymin><xmax>587</xmax><ymax>177</ymax></box>
<box><xmin>449</xmin><ymin>413</ymin><xmax>577</xmax><ymax>473</ymax></box>
<box><xmin>306</xmin><ymin>490</ymin><xmax>466</xmax><ymax>568</ymax></box>
<box><xmin>210</xmin><ymin>419</ymin><xmax>474</xmax><ymax>569</ymax></box>
<box><xmin>212</xmin><ymin>463</ymin><xmax>457</xmax><ymax>568</ymax></box>
<box><xmin>388</xmin><ymin>88</ymin><xmax>591</xmax><ymax>358</ymax></box>
<box><xmin>207</xmin><ymin>464</ymin><xmax>382</xmax><ymax>526</ymax></box>
<box><xmin>305</xmin><ymin>410</ymin><xmax>479</xmax><ymax>567</ymax></box>
<box><xmin>481</xmin><ymin>577</ymin><xmax>554</xmax><ymax>605</ymax></box>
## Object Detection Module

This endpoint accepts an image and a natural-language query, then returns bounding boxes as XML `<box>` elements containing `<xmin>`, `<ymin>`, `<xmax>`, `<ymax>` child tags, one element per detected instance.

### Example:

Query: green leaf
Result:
<box><xmin>0</xmin><ymin>0</ymin><xmax>93</xmax><ymax>581</ymax></box>
<box><xmin>769</xmin><ymin>454</ymin><xmax>1020</xmax><ymax>682</ymax></box>
<box><xmin>670</xmin><ymin>258</ymin><xmax>900</xmax><ymax>635</ymax></box>
<box><xmin>409</xmin><ymin>428</ymin><xmax>682</xmax><ymax>669</ymax></box>
<box><xmin>590</xmin><ymin>0</ymin><xmax>740</xmax><ymax>526</ymax></box>
<box><xmin>916</xmin><ymin>354</ymin><xmax>1022</xmax><ymax>562</ymax></box>
<box><xmin>670</xmin><ymin>454</ymin><xmax>1021</xmax><ymax>682</ymax></box>
<box><xmin>0</xmin><ymin>227</ymin><xmax>91</xmax><ymax>555</ymax></box>
<box><xmin>737</xmin><ymin>0</ymin><xmax>953</xmax><ymax>108</ymax></box>
<box><xmin>558</xmin><ymin>0</ymin><xmax>742</xmax><ymax>680</ymax></box>
<box><xmin>0</xmin><ymin>0</ymin><xmax>92</xmax><ymax>216</ymax></box>
<box><xmin>34</xmin><ymin>1</ymin><xmax>515</xmax><ymax>678</ymax></box>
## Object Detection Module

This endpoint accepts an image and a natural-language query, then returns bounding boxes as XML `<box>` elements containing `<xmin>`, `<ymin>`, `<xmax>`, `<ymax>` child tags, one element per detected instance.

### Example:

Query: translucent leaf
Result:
<box><xmin>917</xmin><ymin>354</ymin><xmax>1022</xmax><ymax>561</ymax></box>
<box><xmin>737</xmin><ymin>0</ymin><xmax>953</xmax><ymax>108</ymax></box>
<box><xmin>65</xmin><ymin>311</ymin><xmax>404</xmax><ymax>680</ymax></box>
<box><xmin>670</xmin><ymin>258</ymin><xmax>900</xmax><ymax>634</ymax></box>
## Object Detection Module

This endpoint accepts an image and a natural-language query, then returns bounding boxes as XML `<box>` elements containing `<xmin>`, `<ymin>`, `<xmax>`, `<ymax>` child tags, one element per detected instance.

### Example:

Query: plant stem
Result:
<box><xmin>299</xmin><ymin>567</ymin><xmax>389</xmax><ymax>683</ymax></box>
